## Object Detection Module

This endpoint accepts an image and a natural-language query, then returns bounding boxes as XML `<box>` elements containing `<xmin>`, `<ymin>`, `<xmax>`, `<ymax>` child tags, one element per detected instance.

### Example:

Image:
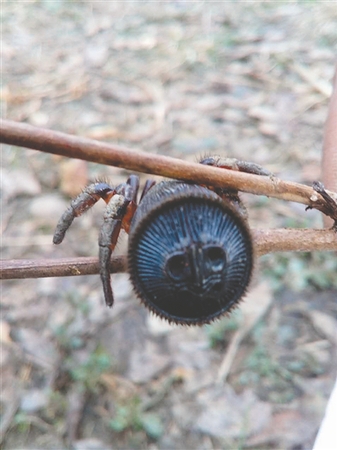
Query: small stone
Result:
<box><xmin>20</xmin><ymin>389</ymin><xmax>48</xmax><ymax>413</ymax></box>
<box><xmin>73</xmin><ymin>439</ymin><xmax>112</xmax><ymax>450</ymax></box>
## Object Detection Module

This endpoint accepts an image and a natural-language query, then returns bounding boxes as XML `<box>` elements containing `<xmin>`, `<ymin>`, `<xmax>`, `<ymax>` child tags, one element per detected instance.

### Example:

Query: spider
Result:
<box><xmin>53</xmin><ymin>157</ymin><xmax>270</xmax><ymax>325</ymax></box>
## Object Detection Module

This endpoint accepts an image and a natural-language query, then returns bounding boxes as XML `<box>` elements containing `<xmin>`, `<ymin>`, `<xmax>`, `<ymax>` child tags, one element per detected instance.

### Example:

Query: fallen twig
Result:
<box><xmin>0</xmin><ymin>255</ymin><xmax>125</xmax><ymax>279</ymax></box>
<box><xmin>1</xmin><ymin>119</ymin><xmax>337</xmax><ymax>221</ymax></box>
<box><xmin>1</xmin><ymin>229</ymin><xmax>336</xmax><ymax>280</ymax></box>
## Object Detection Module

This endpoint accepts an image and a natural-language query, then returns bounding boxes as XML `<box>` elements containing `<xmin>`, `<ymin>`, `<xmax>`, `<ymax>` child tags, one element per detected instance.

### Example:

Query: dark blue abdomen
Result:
<box><xmin>128</xmin><ymin>181</ymin><xmax>253</xmax><ymax>325</ymax></box>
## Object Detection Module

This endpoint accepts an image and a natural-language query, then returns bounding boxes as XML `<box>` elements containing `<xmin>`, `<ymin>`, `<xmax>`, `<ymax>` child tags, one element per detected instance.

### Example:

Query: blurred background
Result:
<box><xmin>2</xmin><ymin>2</ymin><xmax>337</xmax><ymax>449</ymax></box>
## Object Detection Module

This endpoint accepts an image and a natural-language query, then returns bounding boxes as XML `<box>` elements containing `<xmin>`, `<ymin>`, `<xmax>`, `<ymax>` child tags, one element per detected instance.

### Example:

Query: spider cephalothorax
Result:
<box><xmin>53</xmin><ymin>157</ymin><xmax>270</xmax><ymax>325</ymax></box>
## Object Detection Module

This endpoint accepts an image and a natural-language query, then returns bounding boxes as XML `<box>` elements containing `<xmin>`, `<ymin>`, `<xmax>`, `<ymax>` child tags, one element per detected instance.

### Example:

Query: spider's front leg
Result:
<box><xmin>53</xmin><ymin>182</ymin><xmax>116</xmax><ymax>244</ymax></box>
<box><xmin>53</xmin><ymin>176</ymin><xmax>140</xmax><ymax>308</ymax></box>
<box><xmin>99</xmin><ymin>175</ymin><xmax>140</xmax><ymax>307</ymax></box>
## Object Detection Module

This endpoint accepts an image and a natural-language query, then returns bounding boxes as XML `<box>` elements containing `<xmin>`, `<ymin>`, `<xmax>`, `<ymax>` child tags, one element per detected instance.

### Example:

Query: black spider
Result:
<box><xmin>53</xmin><ymin>157</ymin><xmax>270</xmax><ymax>325</ymax></box>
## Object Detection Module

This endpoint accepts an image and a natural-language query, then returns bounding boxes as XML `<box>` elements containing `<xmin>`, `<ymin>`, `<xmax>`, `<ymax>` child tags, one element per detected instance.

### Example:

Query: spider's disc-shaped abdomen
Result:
<box><xmin>128</xmin><ymin>182</ymin><xmax>253</xmax><ymax>325</ymax></box>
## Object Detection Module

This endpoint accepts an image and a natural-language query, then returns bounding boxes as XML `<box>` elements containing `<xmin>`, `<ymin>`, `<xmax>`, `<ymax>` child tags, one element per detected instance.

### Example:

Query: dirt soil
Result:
<box><xmin>2</xmin><ymin>2</ymin><xmax>337</xmax><ymax>449</ymax></box>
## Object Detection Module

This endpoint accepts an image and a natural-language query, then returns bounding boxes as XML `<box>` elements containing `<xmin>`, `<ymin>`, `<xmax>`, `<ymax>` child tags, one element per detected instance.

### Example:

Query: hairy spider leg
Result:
<box><xmin>140</xmin><ymin>179</ymin><xmax>156</xmax><ymax>202</ymax></box>
<box><xmin>53</xmin><ymin>174</ymin><xmax>156</xmax><ymax>308</ymax></box>
<box><xmin>199</xmin><ymin>156</ymin><xmax>272</xmax><ymax>218</ymax></box>
<box><xmin>53</xmin><ymin>182</ymin><xmax>116</xmax><ymax>245</ymax></box>
<box><xmin>117</xmin><ymin>174</ymin><xmax>139</xmax><ymax>234</ymax></box>
<box><xmin>200</xmin><ymin>156</ymin><xmax>271</xmax><ymax>176</ymax></box>
<box><xmin>98</xmin><ymin>175</ymin><xmax>140</xmax><ymax>307</ymax></box>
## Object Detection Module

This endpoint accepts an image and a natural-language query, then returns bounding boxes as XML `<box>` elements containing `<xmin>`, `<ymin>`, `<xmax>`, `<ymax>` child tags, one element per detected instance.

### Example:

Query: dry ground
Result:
<box><xmin>2</xmin><ymin>2</ymin><xmax>337</xmax><ymax>449</ymax></box>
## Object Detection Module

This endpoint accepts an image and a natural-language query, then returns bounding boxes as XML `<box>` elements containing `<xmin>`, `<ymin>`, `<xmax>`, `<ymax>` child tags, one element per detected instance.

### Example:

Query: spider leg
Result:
<box><xmin>99</xmin><ymin>195</ymin><xmax>128</xmax><ymax>307</ymax></box>
<box><xmin>233</xmin><ymin>159</ymin><xmax>271</xmax><ymax>176</ymax></box>
<box><xmin>53</xmin><ymin>182</ymin><xmax>115</xmax><ymax>244</ymax></box>
<box><xmin>119</xmin><ymin>175</ymin><xmax>140</xmax><ymax>234</ymax></box>
<box><xmin>199</xmin><ymin>156</ymin><xmax>272</xmax><ymax>218</ymax></box>
<box><xmin>99</xmin><ymin>176</ymin><xmax>140</xmax><ymax>307</ymax></box>
<box><xmin>125</xmin><ymin>174</ymin><xmax>140</xmax><ymax>203</ymax></box>
<box><xmin>140</xmin><ymin>179</ymin><xmax>156</xmax><ymax>202</ymax></box>
<box><xmin>200</xmin><ymin>156</ymin><xmax>271</xmax><ymax>176</ymax></box>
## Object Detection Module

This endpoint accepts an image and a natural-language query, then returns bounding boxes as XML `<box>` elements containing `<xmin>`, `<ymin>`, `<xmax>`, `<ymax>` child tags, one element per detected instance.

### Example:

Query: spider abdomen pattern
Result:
<box><xmin>128</xmin><ymin>181</ymin><xmax>254</xmax><ymax>325</ymax></box>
